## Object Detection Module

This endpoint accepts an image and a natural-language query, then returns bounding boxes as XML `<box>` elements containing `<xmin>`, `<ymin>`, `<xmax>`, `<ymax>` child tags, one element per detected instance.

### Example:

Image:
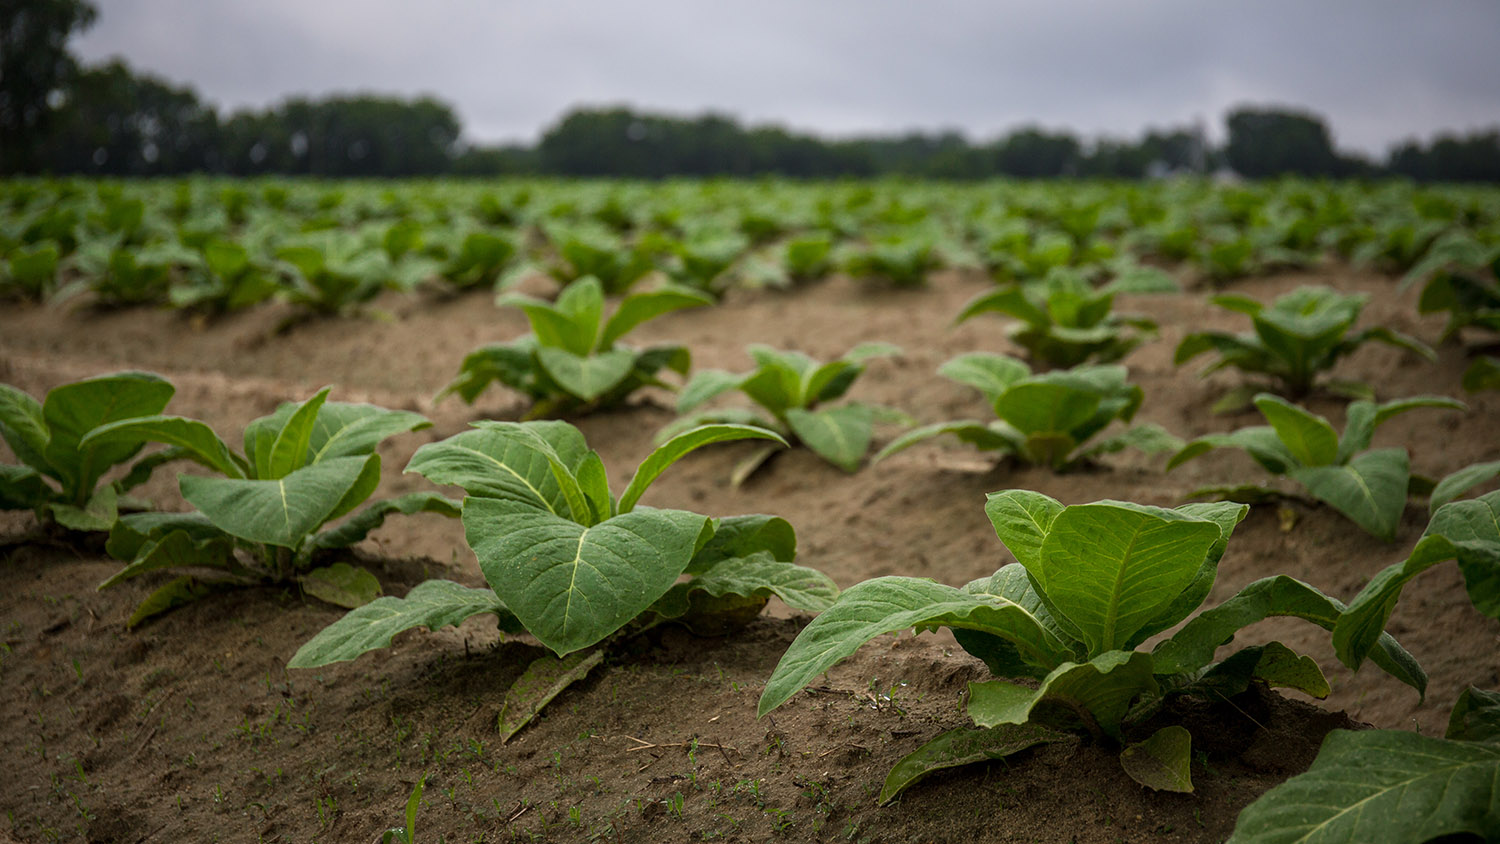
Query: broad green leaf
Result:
<box><xmin>758</xmin><ymin>576</ymin><xmax>1069</xmax><ymax>716</ymax></box>
<box><xmin>405</xmin><ymin>422</ymin><xmax>588</xmax><ymax>517</ymax></box>
<box><xmin>305</xmin><ymin>403</ymin><xmax>431</xmax><ymax>463</ymax></box>
<box><xmin>954</xmin><ymin>563</ymin><xmax>1075</xmax><ymax>679</ymax></box>
<box><xmin>619</xmin><ymin>424</ymin><xmax>787</xmax><ymax>513</ymax></box>
<box><xmin>1119</xmin><ymin>725</ymin><xmax>1193</xmax><ymax>793</ymax></box>
<box><xmin>1124</xmin><ymin>500</ymin><xmax>1249</xmax><ymax>647</ymax></box>
<box><xmin>688</xmin><ymin>514</ymin><xmax>797</xmax><ymax>573</ymax></box>
<box><xmin>1431</xmin><ymin>460</ymin><xmax>1500</xmax><ymax>512</ymax></box>
<box><xmin>49</xmin><ymin>484</ymin><xmax>118</xmax><ymax>532</ymax></box>
<box><xmin>1168</xmin><ymin>427</ymin><xmax>1298</xmax><ymax>474</ymax></box>
<box><xmin>463</xmin><ymin>496</ymin><xmax>708</xmax><ymax>655</ymax></box>
<box><xmin>465</xmin><ymin>421</ymin><xmax>592</xmax><ymax>524</ymax></box>
<box><xmin>995</xmin><ymin>380</ymin><xmax>1102</xmax><ymax>440</ymax></box>
<box><xmin>266</xmin><ymin>387</ymin><xmax>331</xmax><ymax>479</ymax></box>
<box><xmin>984</xmin><ymin>490</ymin><xmax>1064</xmax><ymax>570</ymax></box>
<box><xmin>40</xmin><ymin>372</ymin><xmax>174</xmax><ymax>501</ymax></box>
<box><xmin>1186</xmin><ymin>642</ymin><xmax>1331</xmax><ymax>700</ymax></box>
<box><xmin>308</xmin><ymin>492</ymin><xmax>461</xmax><ymax>552</ymax></box>
<box><xmin>83</xmin><ymin>415</ymin><xmax>246</xmax><ymax>478</ymax></box>
<box><xmin>599</xmin><ymin>286</ymin><xmax>713</xmax><ymax>348</ymax></box>
<box><xmin>552</xmin><ymin>275</ymin><xmax>606</xmax><ymax>352</ymax></box>
<box><xmin>1030</xmin><ymin>503</ymin><xmax>1221</xmax><ymax>656</ymax></box>
<box><xmin>676</xmin><ymin>370</ymin><xmax>748</xmax><ymax>413</ymax></box>
<box><xmin>288</xmin><ymin>580</ymin><xmax>520</xmax><ymax>668</ymax></box>
<box><xmin>877</xmin><ymin>723</ymin><xmax>1064</xmax><ymax>805</ymax></box>
<box><xmin>1291</xmin><ymin>448</ymin><xmax>1409</xmax><ymax>542</ymax></box>
<box><xmin>652</xmin><ymin>552</ymin><xmax>839</xmax><ymax>617</ymax></box>
<box><xmin>536</xmin><ymin>346</ymin><xmax>637</xmax><ymax>401</ymax></box>
<box><xmin>573</xmin><ymin>451</ymin><xmax>613</xmax><ymax>524</ymax></box>
<box><xmin>937</xmin><ymin>353</ymin><xmax>1031</xmax><ymax>402</ymax></box>
<box><xmin>967</xmin><ymin>651</ymin><xmax>1157</xmax><ymax>737</ymax></box>
<box><xmin>100</xmin><ymin>527</ymin><xmax>236</xmax><ymax>589</ymax></box>
<box><xmin>0</xmin><ymin>383</ymin><xmax>49</xmax><ymax>471</ymax></box>
<box><xmin>1254</xmin><ymin>394</ymin><xmax>1338</xmax><ymax>467</ymax></box>
<box><xmin>786</xmin><ymin>405</ymin><xmax>873</xmax><ymax>472</ymax></box>
<box><xmin>1160</xmin><ymin>575</ymin><xmax>1426</xmax><ymax>695</ymax></box>
<box><xmin>955</xmin><ymin>286</ymin><xmax>1049</xmax><ymax>326</ymax></box>
<box><xmin>0</xmin><ymin>464</ymin><xmax>50</xmax><ymax>509</ymax></box>
<box><xmin>182</xmin><ymin>455</ymin><xmax>372</xmax><ymax>547</ymax></box>
<box><xmin>499</xmin><ymin>649</ymin><xmax>606</xmax><ymax>743</ymax></box>
<box><xmin>301</xmin><ymin>562</ymin><xmax>382</xmax><ymax>608</ymax></box>
<box><xmin>1447</xmin><ymin>687</ymin><xmax>1500</xmax><ymax>743</ymax></box>
<box><xmin>106</xmin><ymin>511</ymin><xmax>221</xmax><ymax>561</ymax></box>
<box><xmin>1227</xmin><ymin>730</ymin><xmax>1500</xmax><ymax>844</ymax></box>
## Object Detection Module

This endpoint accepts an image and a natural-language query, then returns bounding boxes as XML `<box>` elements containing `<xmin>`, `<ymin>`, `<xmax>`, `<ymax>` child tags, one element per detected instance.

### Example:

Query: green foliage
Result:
<box><xmin>1175</xmin><ymin>286</ymin><xmax>1435</xmax><ymax>411</ymax></box>
<box><xmin>169</xmin><ymin>238</ymin><xmax>282</xmax><ymax>312</ymax></box>
<box><xmin>1</xmin><ymin>242</ymin><xmax>61</xmax><ymax>299</ymax></box>
<box><xmin>1401</xmin><ymin>232</ymin><xmax>1500</xmax><ymax>341</ymax></box>
<box><xmin>438</xmin><ymin>276</ymin><xmax>710</xmax><ymax>417</ymax></box>
<box><xmin>842</xmin><ymin>232</ymin><xmax>940</xmax><ymax>286</ymax></box>
<box><xmin>877</xmin><ymin>354</ymin><xmax>1179</xmax><ymax>470</ymax></box>
<box><xmin>275</xmin><ymin>231</ymin><xmax>393</xmax><ymax>313</ymax></box>
<box><xmin>290</xmin><ymin>420</ymin><xmax>835</xmax><ymax>738</ymax></box>
<box><xmin>1229</xmin><ymin>687</ymin><xmax>1500</xmax><ymax>844</ymax></box>
<box><xmin>1169</xmin><ymin>393</ymin><xmax>1463</xmax><ymax>542</ymax></box>
<box><xmin>0</xmin><ymin>371</ymin><xmax>175</xmax><ymax>531</ymax></box>
<box><xmin>544</xmin><ymin>223</ymin><xmax>655</xmax><ymax>295</ymax></box>
<box><xmin>760</xmin><ymin>490</ymin><xmax>1422</xmax><ymax>801</ymax></box>
<box><xmin>81</xmin><ymin>388</ymin><xmax>445</xmax><ymax>625</ymax></box>
<box><xmin>955</xmin><ymin>264</ymin><xmax>1177</xmax><ymax>367</ymax></box>
<box><xmin>665</xmin><ymin>342</ymin><xmax>904</xmax><ymax>474</ymax></box>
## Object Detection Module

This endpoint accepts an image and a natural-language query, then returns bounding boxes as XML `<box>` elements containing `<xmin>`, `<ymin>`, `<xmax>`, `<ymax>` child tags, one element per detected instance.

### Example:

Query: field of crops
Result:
<box><xmin>2</xmin><ymin>178</ymin><xmax>1499</xmax><ymax>843</ymax></box>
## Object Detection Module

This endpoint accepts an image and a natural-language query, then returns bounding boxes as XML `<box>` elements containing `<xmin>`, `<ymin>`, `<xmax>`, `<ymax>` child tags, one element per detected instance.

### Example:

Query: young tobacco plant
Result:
<box><xmin>876</xmin><ymin>354</ymin><xmax>1180</xmax><ymax>470</ymax></box>
<box><xmin>1175</xmin><ymin>286</ymin><xmax>1435</xmax><ymax>412</ymax></box>
<box><xmin>80</xmin><ymin>388</ymin><xmax>449</xmax><ymax>626</ymax></box>
<box><xmin>1168</xmin><ymin>393</ymin><xmax>1464</xmax><ymax>542</ymax></box>
<box><xmin>289</xmin><ymin>420</ymin><xmax>837</xmax><ymax>740</ymax></box>
<box><xmin>1</xmin><ymin>372</ymin><xmax>178</xmax><ymax>531</ymax></box>
<box><xmin>1234</xmin><ymin>492</ymin><xmax>1500</xmax><ymax>843</ymax></box>
<box><xmin>759</xmin><ymin>490</ymin><xmax>1424</xmax><ymax>802</ymax></box>
<box><xmin>438</xmin><ymin>276</ymin><xmax>711</xmax><ymax>417</ymax></box>
<box><xmin>664</xmin><ymin>342</ymin><xmax>904</xmax><ymax>477</ymax></box>
<box><xmin>954</xmin><ymin>264</ymin><xmax>1178</xmax><ymax>368</ymax></box>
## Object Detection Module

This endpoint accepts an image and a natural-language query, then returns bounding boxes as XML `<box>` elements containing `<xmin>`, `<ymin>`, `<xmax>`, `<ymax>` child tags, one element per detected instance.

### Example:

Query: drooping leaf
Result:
<box><xmin>688</xmin><ymin>514</ymin><xmax>797</xmax><ymax>573</ymax></box>
<box><xmin>618</xmin><ymin>424</ymin><xmax>787</xmax><ymax>513</ymax></box>
<box><xmin>967</xmin><ymin>651</ymin><xmax>1157</xmax><ymax>738</ymax></box>
<box><xmin>1253</xmin><ymin>394</ymin><xmax>1339</xmax><ymax>467</ymax></box>
<box><xmin>758</xmin><ymin>576</ymin><xmax>1070</xmax><ymax>716</ymax></box>
<box><xmin>877</xmin><ymin>723</ymin><xmax>1065</xmax><ymax>805</ymax></box>
<box><xmin>49</xmin><ymin>484</ymin><xmax>118</xmax><ymax>531</ymax></box>
<box><xmin>0</xmin><ymin>464</ymin><xmax>50</xmax><ymax>509</ymax></box>
<box><xmin>499</xmin><ymin>649</ymin><xmax>606</xmax><ymax>742</ymax></box>
<box><xmin>304</xmin><ymin>403</ymin><xmax>431</xmax><ymax>464</ymax></box>
<box><xmin>1291</xmin><ymin>448</ymin><xmax>1409</xmax><ymax>542</ymax></box>
<box><xmin>1431</xmin><ymin>460</ymin><xmax>1500</xmax><ymax>513</ymax></box>
<box><xmin>301</xmin><ymin>562</ymin><xmax>382</xmax><ymax>608</ymax></box>
<box><xmin>83</xmin><ymin>415</ymin><xmax>246</xmax><ymax>478</ymax></box>
<box><xmin>875</xmin><ymin>421</ymin><xmax>1019</xmax><ymax>462</ymax></box>
<box><xmin>127</xmin><ymin>576</ymin><xmax>236</xmax><ymax>628</ymax></box>
<box><xmin>100</xmin><ymin>526</ymin><xmax>237</xmax><ymax>589</ymax></box>
<box><xmin>599</xmin><ymin>285</ymin><xmax>713</xmax><ymax>348</ymax></box>
<box><xmin>1227</xmin><ymin>729</ymin><xmax>1500</xmax><ymax>844</ymax></box>
<box><xmin>463</xmin><ymin>496</ymin><xmax>709</xmax><ymax>655</ymax></box>
<box><xmin>653</xmin><ymin>552</ymin><xmax>839</xmax><ymax>617</ymax></box>
<box><xmin>0</xmin><ymin>383</ymin><xmax>51</xmax><ymax>472</ymax></box>
<box><xmin>1119</xmin><ymin>725</ymin><xmax>1194</xmax><ymax>793</ymax></box>
<box><xmin>1447</xmin><ymin>687</ymin><xmax>1500</xmax><ymax>743</ymax></box>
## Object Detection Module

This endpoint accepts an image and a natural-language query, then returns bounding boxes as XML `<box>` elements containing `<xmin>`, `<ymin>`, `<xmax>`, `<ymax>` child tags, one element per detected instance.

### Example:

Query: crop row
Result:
<box><xmin>3</xmin><ymin>179</ymin><xmax>1498</xmax><ymax>314</ymax></box>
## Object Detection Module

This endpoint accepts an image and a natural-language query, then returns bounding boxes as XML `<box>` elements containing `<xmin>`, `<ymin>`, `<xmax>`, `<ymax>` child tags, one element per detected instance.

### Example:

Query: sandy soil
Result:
<box><xmin>1</xmin><ymin>264</ymin><xmax>1496</xmax><ymax>843</ymax></box>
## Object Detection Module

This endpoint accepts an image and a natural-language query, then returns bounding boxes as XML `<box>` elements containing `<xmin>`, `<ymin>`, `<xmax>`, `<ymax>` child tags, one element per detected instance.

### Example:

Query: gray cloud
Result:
<box><xmin>76</xmin><ymin>0</ymin><xmax>1500</xmax><ymax>154</ymax></box>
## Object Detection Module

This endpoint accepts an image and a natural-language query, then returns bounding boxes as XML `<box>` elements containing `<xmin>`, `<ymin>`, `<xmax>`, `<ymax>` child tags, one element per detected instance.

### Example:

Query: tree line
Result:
<box><xmin>4</xmin><ymin>0</ymin><xmax>1497</xmax><ymax>182</ymax></box>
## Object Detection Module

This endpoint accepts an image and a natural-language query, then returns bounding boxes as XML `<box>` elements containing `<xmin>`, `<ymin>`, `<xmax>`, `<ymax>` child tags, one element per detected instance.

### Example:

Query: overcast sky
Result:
<box><xmin>75</xmin><ymin>0</ymin><xmax>1500</xmax><ymax>155</ymax></box>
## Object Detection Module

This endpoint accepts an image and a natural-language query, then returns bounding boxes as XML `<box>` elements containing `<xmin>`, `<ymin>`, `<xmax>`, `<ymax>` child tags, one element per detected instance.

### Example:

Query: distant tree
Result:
<box><xmin>45</xmin><ymin>60</ymin><xmax>219</xmax><ymax>175</ymax></box>
<box><xmin>1</xmin><ymin>0</ymin><xmax>98</xmax><ymax>172</ymax></box>
<box><xmin>1388</xmin><ymin>130</ymin><xmax>1500</xmax><ymax>183</ymax></box>
<box><xmin>1224</xmin><ymin>106</ymin><xmax>1340</xmax><ymax>178</ymax></box>
<box><xmin>989</xmin><ymin>127</ymin><xmax>1082</xmax><ymax>178</ymax></box>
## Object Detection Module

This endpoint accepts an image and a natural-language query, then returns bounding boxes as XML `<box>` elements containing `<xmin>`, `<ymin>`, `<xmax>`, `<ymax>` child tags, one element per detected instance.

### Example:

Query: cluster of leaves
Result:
<box><xmin>759</xmin><ymin>490</ymin><xmax>1423</xmax><ymax>801</ymax></box>
<box><xmin>79</xmin><ymin>388</ymin><xmax>450</xmax><ymax>626</ymax></box>
<box><xmin>1169</xmin><ymin>393</ymin><xmax>1463</xmax><ymax>542</ymax></box>
<box><xmin>664</xmin><ymin>343</ymin><xmax>904</xmax><ymax>477</ymax></box>
<box><xmin>1176</xmin><ymin>286</ymin><xmax>1435</xmax><ymax>412</ymax></box>
<box><xmin>438</xmin><ymin>276</ymin><xmax>711</xmax><ymax>417</ymax></box>
<box><xmin>1</xmin><ymin>372</ymin><xmax>178</xmax><ymax>531</ymax></box>
<box><xmin>955</xmin><ymin>263</ymin><xmax>1177</xmax><ymax>368</ymax></box>
<box><xmin>1401</xmin><ymin>232</ymin><xmax>1500</xmax><ymax>392</ymax></box>
<box><xmin>290</xmin><ymin>420</ymin><xmax>837</xmax><ymax>739</ymax></box>
<box><xmin>877</xmin><ymin>354</ymin><xmax>1180</xmax><ymax>470</ymax></box>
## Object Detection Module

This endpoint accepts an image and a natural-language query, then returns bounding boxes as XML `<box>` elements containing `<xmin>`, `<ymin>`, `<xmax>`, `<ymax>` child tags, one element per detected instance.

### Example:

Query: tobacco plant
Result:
<box><xmin>1</xmin><ymin>372</ymin><xmax>178</xmax><ymax>531</ymax></box>
<box><xmin>1175</xmin><ymin>286</ymin><xmax>1435</xmax><ymax>412</ymax></box>
<box><xmin>760</xmin><ymin>491</ymin><xmax>1424</xmax><ymax>802</ymax></box>
<box><xmin>665</xmin><ymin>342</ymin><xmax>904</xmax><ymax>476</ymax></box>
<box><xmin>1168</xmin><ymin>393</ymin><xmax>1464</xmax><ymax>542</ymax></box>
<box><xmin>81</xmin><ymin>388</ymin><xmax>449</xmax><ymax>625</ymax></box>
<box><xmin>1233</xmin><ymin>491</ymin><xmax>1500</xmax><ymax>843</ymax></box>
<box><xmin>438</xmin><ymin>276</ymin><xmax>711</xmax><ymax>417</ymax></box>
<box><xmin>954</xmin><ymin>264</ymin><xmax>1177</xmax><ymax>368</ymax></box>
<box><xmin>290</xmin><ymin>420</ymin><xmax>837</xmax><ymax>740</ymax></box>
<box><xmin>876</xmin><ymin>354</ymin><xmax>1179</xmax><ymax>470</ymax></box>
